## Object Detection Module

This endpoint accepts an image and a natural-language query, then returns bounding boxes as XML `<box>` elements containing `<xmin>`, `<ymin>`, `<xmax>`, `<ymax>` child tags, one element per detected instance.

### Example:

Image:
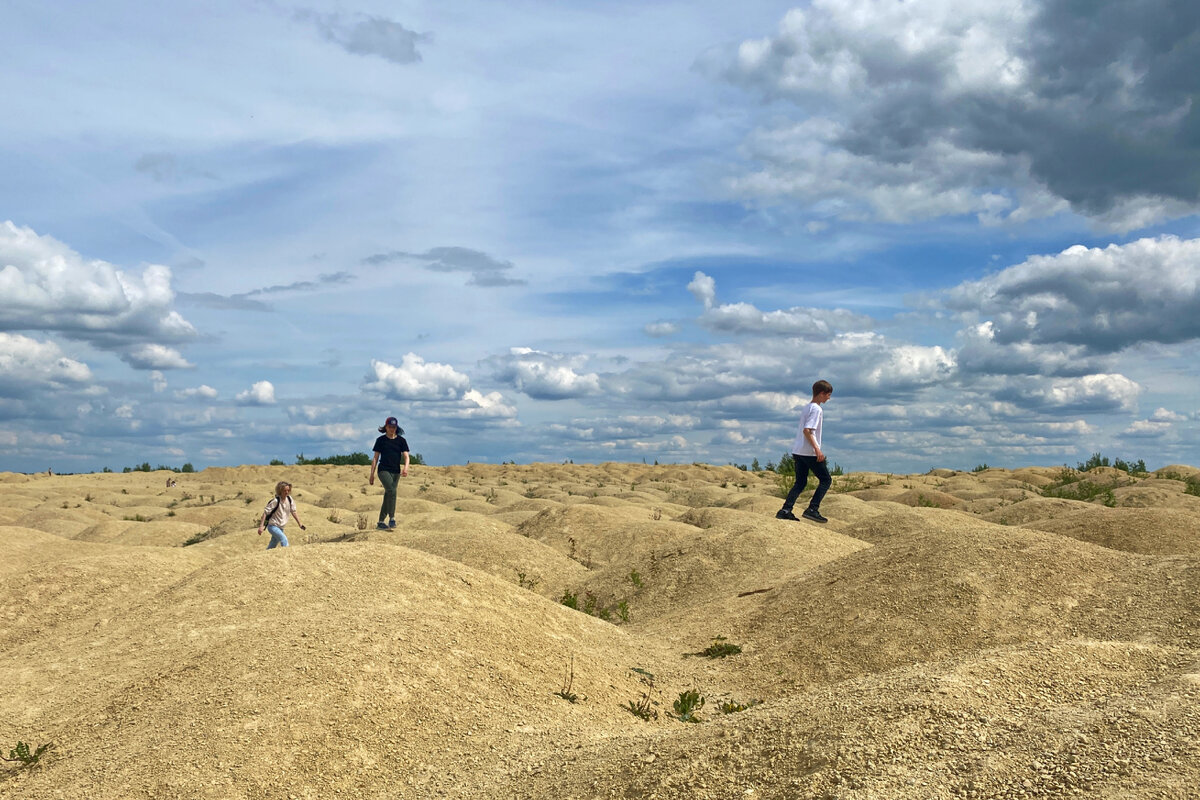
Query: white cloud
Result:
<box><xmin>0</xmin><ymin>221</ymin><xmax>196</xmax><ymax>362</ymax></box>
<box><xmin>488</xmin><ymin>347</ymin><xmax>601</xmax><ymax>400</ymax></box>
<box><xmin>1011</xmin><ymin>374</ymin><xmax>1142</xmax><ymax>413</ymax></box>
<box><xmin>423</xmin><ymin>389</ymin><xmax>518</xmax><ymax>421</ymax></box>
<box><xmin>1151</xmin><ymin>408</ymin><xmax>1187</xmax><ymax>422</ymax></box>
<box><xmin>643</xmin><ymin>321</ymin><xmax>679</xmax><ymax>337</ymax></box>
<box><xmin>176</xmin><ymin>385</ymin><xmax>218</xmax><ymax>400</ymax></box>
<box><xmin>236</xmin><ymin>380</ymin><xmax>276</xmax><ymax>406</ymax></box>
<box><xmin>717</xmin><ymin>1</ymin><xmax>1200</xmax><ymax>229</ymax></box>
<box><xmin>150</xmin><ymin>370</ymin><xmax>167</xmax><ymax>392</ymax></box>
<box><xmin>688</xmin><ymin>271</ymin><xmax>873</xmax><ymax>336</ymax></box>
<box><xmin>1123</xmin><ymin>419</ymin><xmax>1171</xmax><ymax>438</ymax></box>
<box><xmin>944</xmin><ymin>236</ymin><xmax>1200</xmax><ymax>354</ymax></box>
<box><xmin>0</xmin><ymin>332</ymin><xmax>92</xmax><ymax>394</ymax></box>
<box><xmin>365</xmin><ymin>354</ymin><xmax>471</xmax><ymax>400</ymax></box>
<box><xmin>123</xmin><ymin>343</ymin><xmax>192</xmax><ymax>370</ymax></box>
<box><xmin>294</xmin><ymin>423</ymin><xmax>359</xmax><ymax>441</ymax></box>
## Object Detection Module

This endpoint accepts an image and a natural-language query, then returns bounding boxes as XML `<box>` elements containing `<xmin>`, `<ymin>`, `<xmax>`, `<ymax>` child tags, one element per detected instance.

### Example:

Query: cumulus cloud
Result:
<box><xmin>716</xmin><ymin>0</ymin><xmax>1200</xmax><ymax>229</ymax></box>
<box><xmin>643</xmin><ymin>321</ymin><xmax>679</xmax><ymax>337</ymax></box>
<box><xmin>0</xmin><ymin>332</ymin><xmax>92</xmax><ymax>395</ymax></box>
<box><xmin>297</xmin><ymin>11</ymin><xmax>427</xmax><ymax>64</ymax></box>
<box><xmin>236</xmin><ymin>381</ymin><xmax>276</xmax><ymax>406</ymax></box>
<box><xmin>363</xmin><ymin>247</ymin><xmax>526</xmax><ymax>287</ymax></box>
<box><xmin>944</xmin><ymin>236</ymin><xmax>1200</xmax><ymax>354</ymax></box>
<box><xmin>123</xmin><ymin>343</ymin><xmax>192</xmax><ymax>370</ymax></box>
<box><xmin>365</xmin><ymin>354</ymin><xmax>472</xmax><ymax>400</ymax></box>
<box><xmin>1001</xmin><ymin>373</ymin><xmax>1142</xmax><ymax>413</ymax></box>
<box><xmin>687</xmin><ymin>272</ymin><xmax>873</xmax><ymax>336</ymax></box>
<box><xmin>0</xmin><ymin>221</ymin><xmax>196</xmax><ymax>366</ymax></box>
<box><xmin>150</xmin><ymin>371</ymin><xmax>167</xmax><ymax>393</ymax></box>
<box><xmin>955</xmin><ymin>321</ymin><xmax>1111</xmax><ymax>377</ymax></box>
<box><xmin>1122</xmin><ymin>419</ymin><xmax>1172</xmax><ymax>438</ymax></box>
<box><xmin>176</xmin><ymin>385</ymin><xmax>218</xmax><ymax>400</ymax></box>
<box><xmin>487</xmin><ymin>347</ymin><xmax>601</xmax><ymax>399</ymax></box>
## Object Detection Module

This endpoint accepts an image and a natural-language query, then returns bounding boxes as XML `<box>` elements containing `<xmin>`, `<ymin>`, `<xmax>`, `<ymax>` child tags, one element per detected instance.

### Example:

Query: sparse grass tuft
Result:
<box><xmin>327</xmin><ymin>510</ymin><xmax>342</xmax><ymax>524</ymax></box>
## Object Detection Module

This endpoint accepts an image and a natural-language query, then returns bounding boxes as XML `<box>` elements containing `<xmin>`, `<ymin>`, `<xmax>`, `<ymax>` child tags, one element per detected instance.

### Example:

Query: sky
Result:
<box><xmin>2</xmin><ymin>0</ymin><xmax>1200</xmax><ymax>474</ymax></box>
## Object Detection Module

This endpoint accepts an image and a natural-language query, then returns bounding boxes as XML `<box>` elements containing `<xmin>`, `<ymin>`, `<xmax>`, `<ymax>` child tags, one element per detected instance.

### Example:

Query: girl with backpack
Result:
<box><xmin>257</xmin><ymin>481</ymin><xmax>306</xmax><ymax>549</ymax></box>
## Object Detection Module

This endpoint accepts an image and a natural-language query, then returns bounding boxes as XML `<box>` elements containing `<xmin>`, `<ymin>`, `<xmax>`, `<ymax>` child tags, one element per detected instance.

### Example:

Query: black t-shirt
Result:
<box><xmin>373</xmin><ymin>435</ymin><xmax>410</xmax><ymax>472</ymax></box>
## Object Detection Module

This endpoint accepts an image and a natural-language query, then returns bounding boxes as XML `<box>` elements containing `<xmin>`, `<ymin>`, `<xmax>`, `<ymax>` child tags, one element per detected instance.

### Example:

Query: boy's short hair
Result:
<box><xmin>812</xmin><ymin>379</ymin><xmax>833</xmax><ymax>396</ymax></box>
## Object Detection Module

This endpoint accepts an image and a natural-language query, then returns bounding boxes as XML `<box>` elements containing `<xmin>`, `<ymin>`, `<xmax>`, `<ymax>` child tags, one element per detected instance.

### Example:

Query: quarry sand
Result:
<box><xmin>1</xmin><ymin>463</ymin><xmax>1198</xmax><ymax>799</ymax></box>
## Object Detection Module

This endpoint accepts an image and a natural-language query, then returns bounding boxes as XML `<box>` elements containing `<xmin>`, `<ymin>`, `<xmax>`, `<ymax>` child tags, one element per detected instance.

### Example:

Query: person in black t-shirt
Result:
<box><xmin>369</xmin><ymin>416</ymin><xmax>410</xmax><ymax>530</ymax></box>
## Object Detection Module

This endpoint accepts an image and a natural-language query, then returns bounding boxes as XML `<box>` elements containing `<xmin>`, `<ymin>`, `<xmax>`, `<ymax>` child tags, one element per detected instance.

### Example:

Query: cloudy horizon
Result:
<box><xmin>3</xmin><ymin>0</ymin><xmax>1199</xmax><ymax>474</ymax></box>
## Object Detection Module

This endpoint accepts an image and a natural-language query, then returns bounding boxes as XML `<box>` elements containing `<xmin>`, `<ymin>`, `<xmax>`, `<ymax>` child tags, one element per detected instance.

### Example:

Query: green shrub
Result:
<box><xmin>673</xmin><ymin>689</ymin><xmax>705</xmax><ymax>723</ymax></box>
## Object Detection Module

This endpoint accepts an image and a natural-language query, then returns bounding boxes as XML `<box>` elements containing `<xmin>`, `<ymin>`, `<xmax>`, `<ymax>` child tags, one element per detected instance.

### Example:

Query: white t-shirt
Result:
<box><xmin>263</xmin><ymin>495</ymin><xmax>296</xmax><ymax>527</ymax></box>
<box><xmin>790</xmin><ymin>401</ymin><xmax>823</xmax><ymax>457</ymax></box>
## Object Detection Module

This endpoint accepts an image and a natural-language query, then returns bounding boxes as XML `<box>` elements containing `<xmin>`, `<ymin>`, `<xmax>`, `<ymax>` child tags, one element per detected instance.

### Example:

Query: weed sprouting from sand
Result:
<box><xmin>916</xmin><ymin>493</ymin><xmax>938</xmax><ymax>507</ymax></box>
<box><xmin>627</xmin><ymin>569</ymin><xmax>643</xmax><ymax>589</ymax></box>
<box><xmin>690</xmin><ymin>636</ymin><xmax>742</xmax><ymax>659</ymax></box>
<box><xmin>123</xmin><ymin>514</ymin><xmax>150</xmax><ymax>522</ymax></box>
<box><xmin>616</xmin><ymin>599</ymin><xmax>630</xmax><ymax>623</ymax></box>
<box><xmin>327</xmin><ymin>510</ymin><xmax>342</xmax><ymax>524</ymax></box>
<box><xmin>2</xmin><ymin>740</ymin><xmax>53</xmax><ymax>769</ymax></box>
<box><xmin>720</xmin><ymin>699</ymin><xmax>762</xmax><ymax>714</ymax></box>
<box><xmin>626</xmin><ymin>668</ymin><xmax>658</xmax><ymax>720</ymax></box>
<box><xmin>555</xmin><ymin>656</ymin><xmax>580</xmax><ymax>703</ymax></box>
<box><xmin>515</xmin><ymin>570</ymin><xmax>542</xmax><ymax>591</ymax></box>
<box><xmin>356</xmin><ymin>514</ymin><xmax>368</xmax><ymax>531</ymax></box>
<box><xmin>560</xmin><ymin>589</ymin><xmax>579</xmax><ymax>610</ymax></box>
<box><xmin>651</xmin><ymin>507</ymin><xmax>662</xmax><ymax>521</ymax></box>
<box><xmin>673</xmin><ymin>689</ymin><xmax>705</xmax><ymax>723</ymax></box>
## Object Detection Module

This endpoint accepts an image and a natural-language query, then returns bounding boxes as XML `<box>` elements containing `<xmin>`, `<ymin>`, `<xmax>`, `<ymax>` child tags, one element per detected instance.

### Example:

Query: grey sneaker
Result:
<box><xmin>388</xmin><ymin>518</ymin><xmax>397</xmax><ymax>529</ymax></box>
<box><xmin>775</xmin><ymin>509</ymin><xmax>799</xmax><ymax>521</ymax></box>
<box><xmin>802</xmin><ymin>508</ymin><xmax>828</xmax><ymax>523</ymax></box>
<box><xmin>376</xmin><ymin>521</ymin><xmax>388</xmax><ymax>530</ymax></box>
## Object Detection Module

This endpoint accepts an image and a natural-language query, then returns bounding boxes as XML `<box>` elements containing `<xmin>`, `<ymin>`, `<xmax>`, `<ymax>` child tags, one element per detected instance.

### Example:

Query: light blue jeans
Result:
<box><xmin>266</xmin><ymin>524</ymin><xmax>289</xmax><ymax>549</ymax></box>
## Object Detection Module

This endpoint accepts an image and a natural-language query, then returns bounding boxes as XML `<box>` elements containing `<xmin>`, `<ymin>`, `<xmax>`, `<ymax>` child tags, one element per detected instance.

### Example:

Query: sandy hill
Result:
<box><xmin>2</xmin><ymin>463</ymin><xmax>1198</xmax><ymax>799</ymax></box>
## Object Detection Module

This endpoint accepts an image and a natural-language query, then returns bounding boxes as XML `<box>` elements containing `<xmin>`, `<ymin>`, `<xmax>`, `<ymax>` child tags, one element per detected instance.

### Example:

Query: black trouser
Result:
<box><xmin>781</xmin><ymin>454</ymin><xmax>831</xmax><ymax>513</ymax></box>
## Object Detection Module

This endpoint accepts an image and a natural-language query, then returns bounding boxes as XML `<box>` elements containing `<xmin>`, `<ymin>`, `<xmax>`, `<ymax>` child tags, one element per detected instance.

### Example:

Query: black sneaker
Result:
<box><xmin>775</xmin><ymin>509</ymin><xmax>799</xmax><ymax>521</ymax></box>
<box><xmin>801</xmin><ymin>508</ymin><xmax>828</xmax><ymax>523</ymax></box>
<box><xmin>376</xmin><ymin>521</ymin><xmax>388</xmax><ymax>530</ymax></box>
<box><xmin>388</xmin><ymin>518</ymin><xmax>397</xmax><ymax>529</ymax></box>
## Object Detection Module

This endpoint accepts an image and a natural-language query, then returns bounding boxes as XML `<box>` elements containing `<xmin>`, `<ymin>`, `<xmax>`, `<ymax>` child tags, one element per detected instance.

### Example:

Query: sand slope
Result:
<box><xmin>2</xmin><ymin>463</ymin><xmax>1198</xmax><ymax>799</ymax></box>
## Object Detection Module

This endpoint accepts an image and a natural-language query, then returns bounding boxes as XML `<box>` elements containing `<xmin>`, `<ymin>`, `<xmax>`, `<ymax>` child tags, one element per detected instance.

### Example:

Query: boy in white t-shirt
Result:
<box><xmin>776</xmin><ymin>380</ymin><xmax>833</xmax><ymax>524</ymax></box>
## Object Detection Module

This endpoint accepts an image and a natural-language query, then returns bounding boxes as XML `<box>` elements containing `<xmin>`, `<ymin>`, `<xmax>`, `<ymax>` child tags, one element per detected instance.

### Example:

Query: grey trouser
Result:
<box><xmin>378</xmin><ymin>470</ymin><xmax>400</xmax><ymax>521</ymax></box>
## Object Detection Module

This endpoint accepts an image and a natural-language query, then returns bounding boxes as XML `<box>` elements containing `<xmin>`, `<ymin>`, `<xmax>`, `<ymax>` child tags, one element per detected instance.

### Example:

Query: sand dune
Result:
<box><xmin>2</xmin><ymin>463</ymin><xmax>1198</xmax><ymax>799</ymax></box>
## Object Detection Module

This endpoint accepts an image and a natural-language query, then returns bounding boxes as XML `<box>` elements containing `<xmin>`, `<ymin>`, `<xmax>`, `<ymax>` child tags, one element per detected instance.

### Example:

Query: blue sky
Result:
<box><xmin>3</xmin><ymin>0</ymin><xmax>1200</xmax><ymax>473</ymax></box>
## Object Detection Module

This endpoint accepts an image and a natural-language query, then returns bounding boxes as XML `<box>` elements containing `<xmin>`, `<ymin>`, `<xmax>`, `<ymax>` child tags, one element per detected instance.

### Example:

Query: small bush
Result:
<box><xmin>356</xmin><ymin>514</ymin><xmax>368</xmax><ymax>531</ymax></box>
<box><xmin>555</xmin><ymin>656</ymin><xmax>580</xmax><ymax>703</ymax></box>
